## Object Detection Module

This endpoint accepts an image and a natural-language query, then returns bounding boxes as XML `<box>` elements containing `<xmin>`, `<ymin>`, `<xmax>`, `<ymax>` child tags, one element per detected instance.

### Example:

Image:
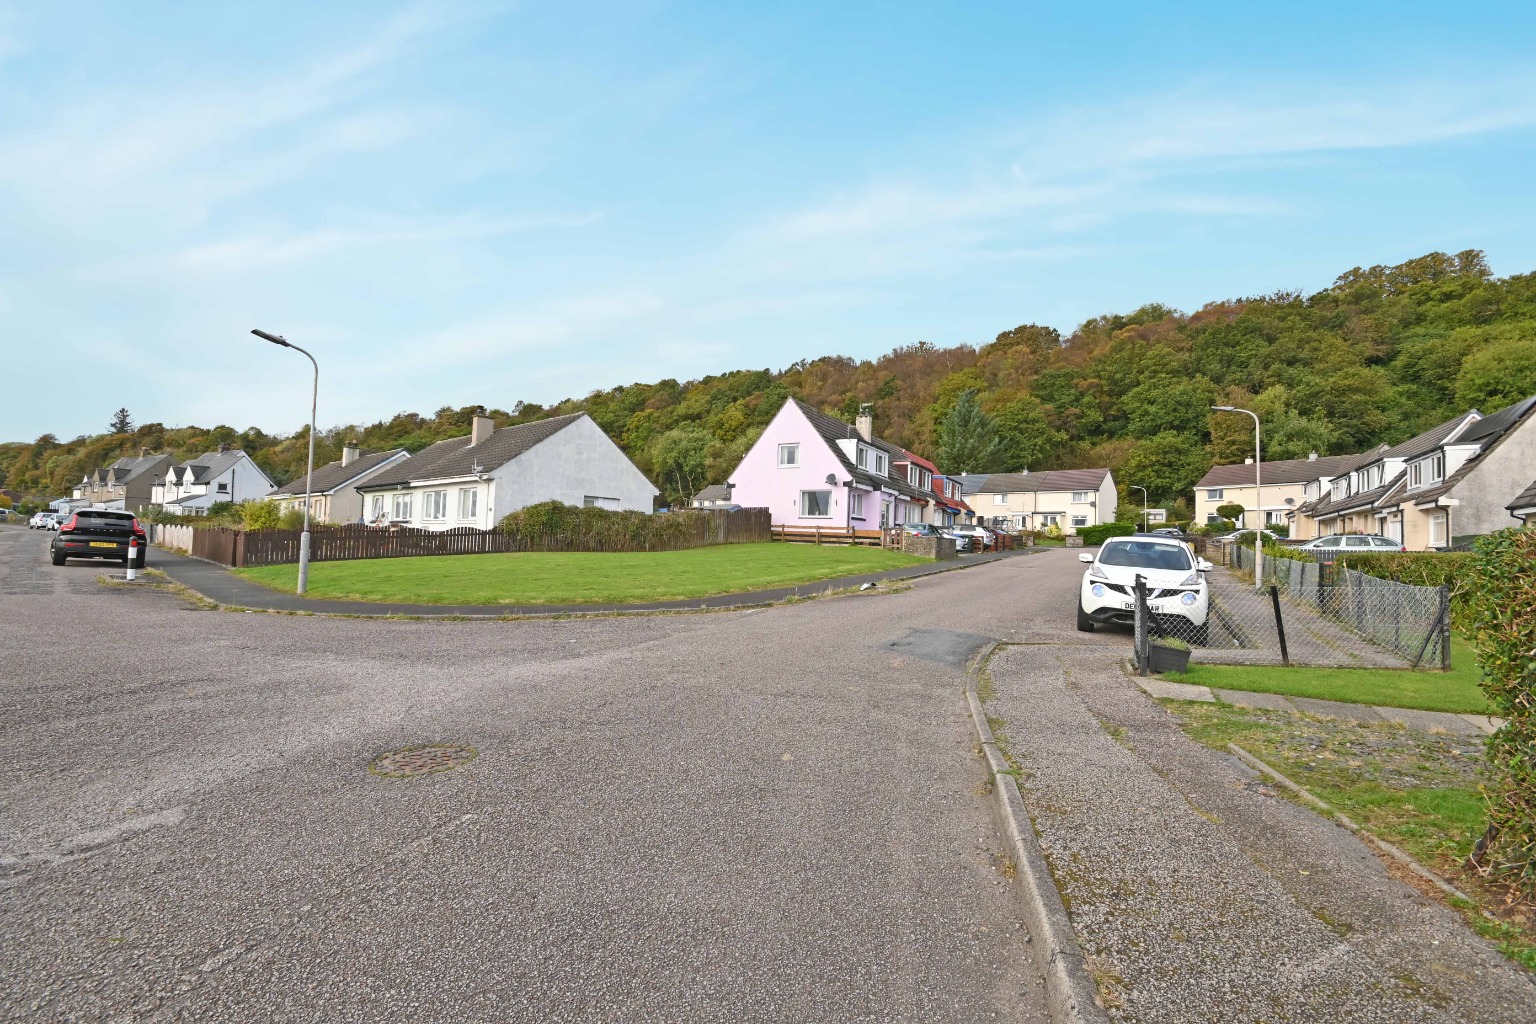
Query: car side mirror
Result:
<box><xmin>1197</xmin><ymin>558</ymin><xmax>1213</xmax><ymax>571</ymax></box>
<box><xmin>1077</xmin><ymin>553</ymin><xmax>1094</xmax><ymax>563</ymax></box>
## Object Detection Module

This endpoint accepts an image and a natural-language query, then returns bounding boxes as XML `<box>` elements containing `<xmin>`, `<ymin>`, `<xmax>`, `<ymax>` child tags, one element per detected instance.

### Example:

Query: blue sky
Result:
<box><xmin>4</xmin><ymin>1</ymin><xmax>1536</xmax><ymax>442</ymax></box>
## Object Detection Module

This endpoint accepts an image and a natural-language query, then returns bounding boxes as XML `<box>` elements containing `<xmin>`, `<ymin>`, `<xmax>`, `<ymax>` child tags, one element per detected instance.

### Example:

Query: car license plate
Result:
<box><xmin>1121</xmin><ymin>600</ymin><xmax>1135</xmax><ymax>610</ymax></box>
<box><xmin>89</xmin><ymin>541</ymin><xmax>116</xmax><ymax>548</ymax></box>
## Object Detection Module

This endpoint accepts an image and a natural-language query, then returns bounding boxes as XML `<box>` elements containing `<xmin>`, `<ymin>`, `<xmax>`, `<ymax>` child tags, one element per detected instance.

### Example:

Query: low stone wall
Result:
<box><xmin>901</xmin><ymin>535</ymin><xmax>957</xmax><ymax>560</ymax></box>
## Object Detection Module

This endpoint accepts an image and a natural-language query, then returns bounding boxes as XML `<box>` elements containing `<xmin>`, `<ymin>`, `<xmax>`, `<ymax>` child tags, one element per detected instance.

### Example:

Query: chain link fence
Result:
<box><xmin>1131</xmin><ymin>549</ymin><xmax>1451</xmax><ymax>671</ymax></box>
<box><xmin>1227</xmin><ymin>546</ymin><xmax>1451</xmax><ymax>668</ymax></box>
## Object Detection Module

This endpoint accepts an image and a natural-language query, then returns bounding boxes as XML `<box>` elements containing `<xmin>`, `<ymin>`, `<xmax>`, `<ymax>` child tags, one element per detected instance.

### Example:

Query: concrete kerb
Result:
<box><xmin>965</xmin><ymin>641</ymin><xmax>1112</xmax><ymax>1024</ymax></box>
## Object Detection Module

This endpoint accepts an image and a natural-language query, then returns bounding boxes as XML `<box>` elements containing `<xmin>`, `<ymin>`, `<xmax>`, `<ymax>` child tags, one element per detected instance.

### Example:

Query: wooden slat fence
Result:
<box><xmin>173</xmin><ymin>507</ymin><xmax>772</xmax><ymax>568</ymax></box>
<box><xmin>770</xmin><ymin>525</ymin><xmax>890</xmax><ymax>547</ymax></box>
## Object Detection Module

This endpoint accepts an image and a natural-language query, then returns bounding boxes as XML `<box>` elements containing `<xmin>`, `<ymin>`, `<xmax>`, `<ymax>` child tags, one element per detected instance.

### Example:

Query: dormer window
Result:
<box><xmin>874</xmin><ymin>452</ymin><xmax>888</xmax><ymax>476</ymax></box>
<box><xmin>1407</xmin><ymin>452</ymin><xmax>1445</xmax><ymax>490</ymax></box>
<box><xmin>856</xmin><ymin>446</ymin><xmax>869</xmax><ymax>470</ymax></box>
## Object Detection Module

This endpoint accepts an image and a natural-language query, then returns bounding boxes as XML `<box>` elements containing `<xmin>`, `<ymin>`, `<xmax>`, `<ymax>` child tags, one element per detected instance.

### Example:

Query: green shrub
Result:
<box><xmin>1078</xmin><ymin>521</ymin><xmax>1136</xmax><ymax>545</ymax></box>
<box><xmin>496</xmin><ymin>500</ymin><xmax>733</xmax><ymax>551</ymax></box>
<box><xmin>278</xmin><ymin>507</ymin><xmax>306</xmax><ymax>530</ymax></box>
<box><xmin>240</xmin><ymin>499</ymin><xmax>283</xmax><ymax>531</ymax></box>
<box><xmin>1216</xmin><ymin>502</ymin><xmax>1246</xmax><ymax>521</ymax></box>
<box><xmin>1464</xmin><ymin>527</ymin><xmax>1536</xmax><ymax>897</ymax></box>
<box><xmin>1337</xmin><ymin>551</ymin><xmax>1475</xmax><ymax>628</ymax></box>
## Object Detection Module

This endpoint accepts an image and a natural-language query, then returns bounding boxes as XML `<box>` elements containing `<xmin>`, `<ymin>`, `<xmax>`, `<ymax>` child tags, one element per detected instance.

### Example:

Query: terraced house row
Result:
<box><xmin>1196</xmin><ymin>394</ymin><xmax>1536</xmax><ymax>550</ymax></box>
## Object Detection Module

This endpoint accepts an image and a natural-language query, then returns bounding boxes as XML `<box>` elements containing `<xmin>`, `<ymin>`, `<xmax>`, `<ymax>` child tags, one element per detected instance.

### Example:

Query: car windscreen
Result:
<box><xmin>1098</xmin><ymin>541</ymin><xmax>1192</xmax><ymax>571</ymax></box>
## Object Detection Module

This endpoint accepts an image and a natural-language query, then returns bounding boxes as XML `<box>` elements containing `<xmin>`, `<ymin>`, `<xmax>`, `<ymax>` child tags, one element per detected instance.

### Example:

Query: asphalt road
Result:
<box><xmin>0</xmin><ymin>525</ymin><xmax>1097</xmax><ymax>1023</ymax></box>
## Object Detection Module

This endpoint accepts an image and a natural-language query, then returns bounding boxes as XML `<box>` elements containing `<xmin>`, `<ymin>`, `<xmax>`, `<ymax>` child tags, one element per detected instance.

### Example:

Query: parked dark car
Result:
<box><xmin>50</xmin><ymin>509</ymin><xmax>147</xmax><ymax>568</ymax></box>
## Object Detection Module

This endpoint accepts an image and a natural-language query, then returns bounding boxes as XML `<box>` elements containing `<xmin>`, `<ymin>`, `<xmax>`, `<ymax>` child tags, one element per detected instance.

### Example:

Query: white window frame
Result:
<box><xmin>458</xmin><ymin>487</ymin><xmax>478</xmax><ymax>520</ymax></box>
<box><xmin>370</xmin><ymin>495</ymin><xmax>385</xmax><ymax>521</ymax></box>
<box><xmin>1071</xmin><ymin>491</ymin><xmax>1091</xmax><ymax>503</ymax></box>
<box><xmin>1070</xmin><ymin>514</ymin><xmax>1088</xmax><ymax>528</ymax></box>
<box><xmin>1429</xmin><ymin>512</ymin><xmax>1447</xmax><ymax>547</ymax></box>
<box><xmin>850</xmin><ymin>491</ymin><xmax>865</xmax><ymax>520</ymax></box>
<box><xmin>778</xmin><ymin>444</ymin><xmax>799</xmax><ymax>467</ymax></box>
<box><xmin>993</xmin><ymin>493</ymin><xmax>1009</xmax><ymax>505</ymax></box>
<box><xmin>800</xmin><ymin>490</ymin><xmax>832</xmax><ymax>518</ymax></box>
<box><xmin>423</xmin><ymin>490</ymin><xmax>448</xmax><ymax>521</ymax></box>
<box><xmin>874</xmin><ymin>452</ymin><xmax>888</xmax><ymax>476</ymax></box>
<box><xmin>1429</xmin><ymin>452</ymin><xmax>1445</xmax><ymax>483</ymax></box>
<box><xmin>392</xmin><ymin>493</ymin><xmax>412</xmax><ymax>521</ymax></box>
<box><xmin>1205</xmin><ymin>488</ymin><xmax>1223</xmax><ymax>500</ymax></box>
<box><xmin>856</xmin><ymin>445</ymin><xmax>869</xmax><ymax>469</ymax></box>
<box><xmin>1038</xmin><ymin>514</ymin><xmax>1061</xmax><ymax>528</ymax></box>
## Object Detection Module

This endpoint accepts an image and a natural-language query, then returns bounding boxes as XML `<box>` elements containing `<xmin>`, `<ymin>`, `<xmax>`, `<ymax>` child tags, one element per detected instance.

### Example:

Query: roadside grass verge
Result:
<box><xmin>1169</xmin><ymin>700</ymin><xmax>1534</xmax><ymax>970</ymax></box>
<box><xmin>1165</xmin><ymin>635</ymin><xmax>1492</xmax><ymax>714</ymax></box>
<box><xmin>233</xmin><ymin>542</ymin><xmax>927</xmax><ymax>605</ymax></box>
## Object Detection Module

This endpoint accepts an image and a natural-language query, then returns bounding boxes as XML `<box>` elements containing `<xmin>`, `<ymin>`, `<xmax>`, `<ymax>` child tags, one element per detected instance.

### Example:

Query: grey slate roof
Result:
<box><xmin>1196</xmin><ymin>454</ymin><xmax>1356</xmax><ymax>489</ymax></box>
<box><xmin>956</xmin><ymin>469</ymin><xmax>1110</xmax><ymax>495</ymax></box>
<box><xmin>1409</xmin><ymin>396</ymin><xmax>1536</xmax><ymax>506</ymax></box>
<box><xmin>1508</xmin><ymin>479</ymin><xmax>1536</xmax><ymax>513</ymax></box>
<box><xmin>269</xmin><ymin>449</ymin><xmax>407</xmax><ymax>497</ymax></box>
<box><xmin>692</xmin><ymin>484</ymin><xmax>732</xmax><ymax>502</ymax></box>
<box><xmin>1379</xmin><ymin>412</ymin><xmax>1478</xmax><ymax>462</ymax></box>
<box><xmin>101</xmin><ymin>454</ymin><xmax>167</xmax><ymax>485</ymax></box>
<box><xmin>359</xmin><ymin>414</ymin><xmax>587</xmax><ymax>489</ymax></box>
<box><xmin>789</xmin><ymin>399</ymin><xmax>932</xmax><ymax>501</ymax></box>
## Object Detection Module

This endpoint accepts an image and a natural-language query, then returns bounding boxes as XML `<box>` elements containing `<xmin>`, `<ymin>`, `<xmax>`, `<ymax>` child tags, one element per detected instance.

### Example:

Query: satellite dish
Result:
<box><xmin>825</xmin><ymin>474</ymin><xmax>838</xmax><ymax>486</ymax></box>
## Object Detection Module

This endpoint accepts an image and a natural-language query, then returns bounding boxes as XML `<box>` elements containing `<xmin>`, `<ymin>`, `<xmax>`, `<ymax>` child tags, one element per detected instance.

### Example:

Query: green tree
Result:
<box><xmin>1123</xmin><ymin>378</ymin><xmax>1214</xmax><ymax>438</ymax></box>
<box><xmin>1216</xmin><ymin>503</ymin><xmax>1245</xmax><ymax>521</ymax></box>
<box><xmin>1121</xmin><ymin>432</ymin><xmax>1210</xmax><ymax>504</ymax></box>
<box><xmin>240</xmin><ymin>499</ymin><xmax>282</xmax><ymax>530</ymax></box>
<box><xmin>936</xmin><ymin>391</ymin><xmax>1005</xmax><ymax>473</ymax></box>
<box><xmin>994</xmin><ymin>397</ymin><xmax>1065</xmax><ymax>470</ymax></box>
<box><xmin>1455</xmin><ymin>333</ymin><xmax>1536</xmax><ymax>412</ymax></box>
<box><xmin>109</xmin><ymin>408</ymin><xmax>133</xmax><ymax>434</ymax></box>
<box><xmin>651</xmin><ymin>423</ymin><xmax>712</xmax><ymax>505</ymax></box>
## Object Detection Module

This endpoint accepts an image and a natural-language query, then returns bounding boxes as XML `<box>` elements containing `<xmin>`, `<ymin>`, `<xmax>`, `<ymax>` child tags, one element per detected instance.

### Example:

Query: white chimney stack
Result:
<box><xmin>855</xmin><ymin>403</ymin><xmax>874</xmax><ymax>442</ymax></box>
<box><xmin>1308</xmin><ymin>451</ymin><xmax>1318</xmax><ymax>461</ymax></box>
<box><xmin>342</xmin><ymin>440</ymin><xmax>361</xmax><ymax>467</ymax></box>
<box><xmin>1244</xmin><ymin>456</ymin><xmax>1254</xmax><ymax>464</ymax></box>
<box><xmin>470</xmin><ymin>415</ymin><xmax>495</xmax><ymax>447</ymax></box>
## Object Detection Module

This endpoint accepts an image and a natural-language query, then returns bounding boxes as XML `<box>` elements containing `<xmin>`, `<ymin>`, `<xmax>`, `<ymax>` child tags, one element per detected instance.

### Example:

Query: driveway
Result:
<box><xmin>0</xmin><ymin>526</ymin><xmax>1060</xmax><ymax>1023</ymax></box>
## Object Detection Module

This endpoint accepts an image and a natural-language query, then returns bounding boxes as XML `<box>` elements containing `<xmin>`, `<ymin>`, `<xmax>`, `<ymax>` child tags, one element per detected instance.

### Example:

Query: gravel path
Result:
<box><xmin>983</xmin><ymin>641</ymin><xmax>1535</xmax><ymax>1023</ymax></box>
<box><xmin>0</xmin><ymin>525</ymin><xmax>1051</xmax><ymax>1023</ymax></box>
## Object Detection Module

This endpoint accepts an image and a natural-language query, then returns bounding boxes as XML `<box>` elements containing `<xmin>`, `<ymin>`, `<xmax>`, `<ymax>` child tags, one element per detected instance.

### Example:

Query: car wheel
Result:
<box><xmin>51</xmin><ymin>549</ymin><xmax>67</xmax><ymax>566</ymax></box>
<box><xmin>134</xmin><ymin>553</ymin><xmax>147</xmax><ymax>569</ymax></box>
<box><xmin>1076</xmin><ymin>604</ymin><xmax>1095</xmax><ymax>632</ymax></box>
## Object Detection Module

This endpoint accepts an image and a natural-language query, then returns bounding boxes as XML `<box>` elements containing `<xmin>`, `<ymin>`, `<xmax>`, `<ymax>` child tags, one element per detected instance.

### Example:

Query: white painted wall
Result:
<box><xmin>491</xmin><ymin>415</ymin><xmax>657</xmax><ymax>520</ymax></box>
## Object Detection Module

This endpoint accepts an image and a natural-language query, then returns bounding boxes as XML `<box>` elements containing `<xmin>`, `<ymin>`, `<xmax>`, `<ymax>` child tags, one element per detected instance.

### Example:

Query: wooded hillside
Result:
<box><xmin>4</xmin><ymin>250</ymin><xmax>1534</xmax><ymax>510</ymax></box>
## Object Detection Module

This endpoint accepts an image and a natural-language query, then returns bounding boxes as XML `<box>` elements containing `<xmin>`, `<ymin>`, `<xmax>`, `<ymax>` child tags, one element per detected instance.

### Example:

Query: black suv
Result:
<box><xmin>51</xmin><ymin>509</ymin><xmax>148</xmax><ymax>568</ymax></box>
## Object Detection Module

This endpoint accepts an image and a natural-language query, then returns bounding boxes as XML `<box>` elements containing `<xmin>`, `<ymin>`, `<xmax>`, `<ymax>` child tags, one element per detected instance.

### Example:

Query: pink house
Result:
<box><xmin>728</xmin><ymin>398</ymin><xmax>935</xmax><ymax>528</ymax></box>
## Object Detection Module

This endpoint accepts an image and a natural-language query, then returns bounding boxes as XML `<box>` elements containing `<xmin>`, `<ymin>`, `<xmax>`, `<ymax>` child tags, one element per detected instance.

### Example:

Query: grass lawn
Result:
<box><xmin>1169</xmin><ymin>701</ymin><xmax>1533</xmax><ymax>970</ymax></box>
<box><xmin>234</xmin><ymin>542</ymin><xmax>928</xmax><ymax>605</ymax></box>
<box><xmin>1166</xmin><ymin>635</ymin><xmax>1493</xmax><ymax>715</ymax></box>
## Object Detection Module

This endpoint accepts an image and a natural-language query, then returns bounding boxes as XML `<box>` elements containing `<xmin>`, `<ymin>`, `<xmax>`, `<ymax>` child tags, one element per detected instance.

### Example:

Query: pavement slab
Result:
<box><xmin>1211</xmin><ymin>687</ymin><xmax>1296</xmax><ymax>712</ymax></box>
<box><xmin>1133</xmin><ymin>677</ymin><xmax>1215</xmax><ymax>702</ymax></box>
<box><xmin>1374</xmin><ymin>706</ymin><xmax>1487</xmax><ymax>737</ymax></box>
<box><xmin>1288</xmin><ymin>696</ymin><xmax>1389</xmax><ymax>724</ymax></box>
<box><xmin>983</xmin><ymin>642</ymin><xmax>1535</xmax><ymax>1024</ymax></box>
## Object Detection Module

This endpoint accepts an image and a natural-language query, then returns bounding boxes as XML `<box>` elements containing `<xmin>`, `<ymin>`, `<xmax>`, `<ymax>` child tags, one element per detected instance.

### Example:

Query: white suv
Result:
<box><xmin>1078</xmin><ymin>535</ymin><xmax>1212</xmax><ymax>645</ymax></box>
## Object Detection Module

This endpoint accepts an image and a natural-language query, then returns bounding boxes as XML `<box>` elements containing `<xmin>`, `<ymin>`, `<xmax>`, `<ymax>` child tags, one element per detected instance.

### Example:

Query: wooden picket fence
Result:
<box><xmin>172</xmin><ymin>507</ymin><xmax>772</xmax><ymax>568</ymax></box>
<box><xmin>770</xmin><ymin>525</ymin><xmax>890</xmax><ymax>547</ymax></box>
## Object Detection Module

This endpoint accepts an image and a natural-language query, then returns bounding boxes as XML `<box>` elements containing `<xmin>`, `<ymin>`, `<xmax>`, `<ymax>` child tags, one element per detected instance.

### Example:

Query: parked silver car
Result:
<box><xmin>1297</xmin><ymin>534</ymin><xmax>1405</xmax><ymax>553</ymax></box>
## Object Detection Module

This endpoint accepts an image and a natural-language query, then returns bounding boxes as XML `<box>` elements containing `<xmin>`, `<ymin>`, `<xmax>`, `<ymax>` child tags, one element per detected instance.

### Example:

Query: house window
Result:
<box><xmin>1429</xmin><ymin>452</ymin><xmax>1445</xmax><ymax>482</ymax></box>
<box><xmin>856</xmin><ymin>446</ymin><xmax>869</xmax><ymax>469</ymax></box>
<box><xmin>217</xmin><ymin>482</ymin><xmax>229</xmax><ymax>493</ymax></box>
<box><xmin>874</xmin><ymin>452</ymin><xmax>888</xmax><ymax>476</ymax></box>
<box><xmin>392</xmin><ymin>493</ymin><xmax>412</xmax><ymax>521</ymax></box>
<box><xmin>1039</xmin><ymin>514</ymin><xmax>1061</xmax><ymax>528</ymax></box>
<box><xmin>800</xmin><ymin>490</ymin><xmax>832</xmax><ymax>518</ymax></box>
<box><xmin>1429</xmin><ymin>512</ymin><xmax>1447</xmax><ymax>547</ymax></box>
<box><xmin>1070</xmin><ymin>514</ymin><xmax>1088</xmax><ymax>528</ymax></box>
<box><xmin>850</xmin><ymin>491</ymin><xmax>865</xmax><ymax>520</ymax></box>
<box><xmin>778</xmin><ymin>444</ymin><xmax>799</xmax><ymax>467</ymax></box>
<box><xmin>993</xmin><ymin>493</ymin><xmax>1009</xmax><ymax>505</ymax></box>
<box><xmin>458</xmin><ymin>487</ymin><xmax>478</xmax><ymax>520</ymax></box>
<box><xmin>423</xmin><ymin>490</ymin><xmax>448</xmax><ymax>520</ymax></box>
<box><xmin>583</xmin><ymin>495</ymin><xmax>621</xmax><ymax>509</ymax></box>
<box><xmin>1206</xmin><ymin>489</ymin><xmax>1223</xmax><ymax>500</ymax></box>
<box><xmin>1072</xmin><ymin>491</ymin><xmax>1091</xmax><ymax>503</ymax></box>
<box><xmin>370</xmin><ymin>495</ymin><xmax>385</xmax><ymax>521</ymax></box>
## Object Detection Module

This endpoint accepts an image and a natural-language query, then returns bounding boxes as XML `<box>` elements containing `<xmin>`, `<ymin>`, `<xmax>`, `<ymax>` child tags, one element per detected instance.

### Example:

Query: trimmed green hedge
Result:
<box><xmin>1336</xmin><ymin>551</ymin><xmax>1475</xmax><ymax>628</ymax></box>
<box><xmin>1078</xmin><ymin>521</ymin><xmax>1136</xmax><ymax>546</ymax></box>
<box><xmin>1464</xmin><ymin>528</ymin><xmax>1536</xmax><ymax>897</ymax></box>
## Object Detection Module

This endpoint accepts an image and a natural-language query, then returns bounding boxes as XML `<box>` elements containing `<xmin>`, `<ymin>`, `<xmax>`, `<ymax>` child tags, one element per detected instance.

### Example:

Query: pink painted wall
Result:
<box><xmin>729</xmin><ymin>401</ymin><xmax>862</xmax><ymax>527</ymax></box>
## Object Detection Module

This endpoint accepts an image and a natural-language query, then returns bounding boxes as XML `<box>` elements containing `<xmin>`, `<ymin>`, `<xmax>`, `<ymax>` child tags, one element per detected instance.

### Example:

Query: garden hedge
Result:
<box><xmin>1464</xmin><ymin>527</ymin><xmax>1536</xmax><ymax>897</ymax></box>
<box><xmin>1077</xmin><ymin>521</ymin><xmax>1136</xmax><ymax>546</ymax></box>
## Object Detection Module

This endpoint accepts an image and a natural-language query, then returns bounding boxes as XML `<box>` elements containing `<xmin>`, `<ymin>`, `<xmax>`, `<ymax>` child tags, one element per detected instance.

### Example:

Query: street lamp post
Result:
<box><xmin>1131</xmin><ymin>485</ymin><xmax>1149</xmax><ymax>532</ymax></box>
<box><xmin>1212</xmin><ymin>405</ymin><xmax>1262</xmax><ymax>586</ymax></box>
<box><xmin>253</xmin><ymin>329</ymin><xmax>318</xmax><ymax>595</ymax></box>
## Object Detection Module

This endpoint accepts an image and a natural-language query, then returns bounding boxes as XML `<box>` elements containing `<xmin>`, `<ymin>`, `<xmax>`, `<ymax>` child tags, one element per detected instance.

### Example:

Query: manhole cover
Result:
<box><xmin>369</xmin><ymin>744</ymin><xmax>478</xmax><ymax>778</ymax></box>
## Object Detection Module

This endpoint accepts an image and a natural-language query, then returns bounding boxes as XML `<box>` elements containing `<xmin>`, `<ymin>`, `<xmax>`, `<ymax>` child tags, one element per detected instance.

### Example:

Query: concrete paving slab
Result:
<box><xmin>1287</xmin><ymin>696</ymin><xmax>1386</xmax><ymax>723</ymax></box>
<box><xmin>1212</xmin><ymin>688</ymin><xmax>1295</xmax><ymax>712</ymax></box>
<box><xmin>1135</xmin><ymin>677</ymin><xmax>1215</xmax><ymax>702</ymax></box>
<box><xmin>1460</xmin><ymin>714</ymin><xmax>1504</xmax><ymax>735</ymax></box>
<box><xmin>1375</xmin><ymin>706</ymin><xmax>1485</xmax><ymax>736</ymax></box>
